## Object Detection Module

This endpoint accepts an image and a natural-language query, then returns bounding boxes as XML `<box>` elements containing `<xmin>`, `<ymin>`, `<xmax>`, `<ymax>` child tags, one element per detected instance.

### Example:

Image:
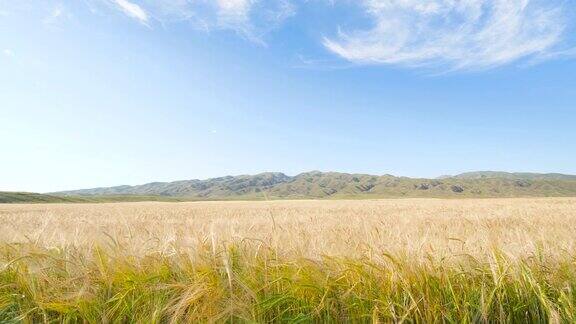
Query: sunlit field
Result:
<box><xmin>1</xmin><ymin>198</ymin><xmax>576</xmax><ymax>322</ymax></box>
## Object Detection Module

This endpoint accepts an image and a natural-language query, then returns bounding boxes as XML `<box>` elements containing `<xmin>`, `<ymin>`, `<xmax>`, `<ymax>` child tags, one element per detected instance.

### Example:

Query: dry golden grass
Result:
<box><xmin>1</xmin><ymin>198</ymin><xmax>576</xmax><ymax>322</ymax></box>
<box><xmin>1</xmin><ymin>198</ymin><xmax>575</xmax><ymax>261</ymax></box>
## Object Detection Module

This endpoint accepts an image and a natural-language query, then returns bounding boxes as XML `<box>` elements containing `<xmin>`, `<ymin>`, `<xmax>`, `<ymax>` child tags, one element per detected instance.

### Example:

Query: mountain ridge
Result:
<box><xmin>50</xmin><ymin>171</ymin><xmax>576</xmax><ymax>200</ymax></box>
<box><xmin>446</xmin><ymin>171</ymin><xmax>576</xmax><ymax>181</ymax></box>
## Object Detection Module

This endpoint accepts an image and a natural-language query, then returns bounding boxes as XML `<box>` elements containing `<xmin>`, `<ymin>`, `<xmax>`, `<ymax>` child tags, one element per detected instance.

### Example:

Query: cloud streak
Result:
<box><xmin>3</xmin><ymin>49</ymin><xmax>15</xmax><ymax>57</ymax></box>
<box><xmin>113</xmin><ymin>0</ymin><xmax>149</xmax><ymax>24</ymax></box>
<box><xmin>216</xmin><ymin>0</ymin><xmax>254</xmax><ymax>29</ymax></box>
<box><xmin>18</xmin><ymin>0</ymin><xmax>567</xmax><ymax>70</ymax></box>
<box><xmin>133</xmin><ymin>0</ymin><xmax>294</xmax><ymax>43</ymax></box>
<box><xmin>42</xmin><ymin>4</ymin><xmax>74</xmax><ymax>27</ymax></box>
<box><xmin>323</xmin><ymin>0</ymin><xmax>570</xmax><ymax>70</ymax></box>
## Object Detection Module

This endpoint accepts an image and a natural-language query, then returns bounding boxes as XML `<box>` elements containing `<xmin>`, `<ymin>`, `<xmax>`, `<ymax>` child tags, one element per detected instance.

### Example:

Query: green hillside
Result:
<box><xmin>448</xmin><ymin>171</ymin><xmax>576</xmax><ymax>181</ymax></box>
<box><xmin>0</xmin><ymin>192</ymin><xmax>85</xmax><ymax>204</ymax></box>
<box><xmin>4</xmin><ymin>171</ymin><xmax>575</xmax><ymax>203</ymax></box>
<box><xmin>0</xmin><ymin>192</ymin><xmax>186</xmax><ymax>204</ymax></box>
<box><xmin>48</xmin><ymin>171</ymin><xmax>576</xmax><ymax>201</ymax></box>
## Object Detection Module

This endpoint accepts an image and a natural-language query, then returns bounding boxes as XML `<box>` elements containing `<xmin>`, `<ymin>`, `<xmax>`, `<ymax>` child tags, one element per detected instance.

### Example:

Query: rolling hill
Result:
<box><xmin>50</xmin><ymin>171</ymin><xmax>576</xmax><ymax>200</ymax></box>
<box><xmin>446</xmin><ymin>171</ymin><xmax>576</xmax><ymax>181</ymax></box>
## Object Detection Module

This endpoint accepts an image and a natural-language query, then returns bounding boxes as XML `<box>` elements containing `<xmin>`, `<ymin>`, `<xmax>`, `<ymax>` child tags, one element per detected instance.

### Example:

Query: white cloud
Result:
<box><xmin>323</xmin><ymin>0</ymin><xmax>570</xmax><ymax>70</ymax></box>
<box><xmin>47</xmin><ymin>6</ymin><xmax>63</xmax><ymax>21</ymax></box>
<box><xmin>210</xmin><ymin>0</ymin><xmax>259</xmax><ymax>40</ymax></box>
<box><xmin>3</xmin><ymin>49</ymin><xmax>15</xmax><ymax>57</ymax></box>
<box><xmin>216</xmin><ymin>0</ymin><xmax>253</xmax><ymax>25</ymax></box>
<box><xmin>217</xmin><ymin>0</ymin><xmax>252</xmax><ymax>13</ymax></box>
<box><xmin>217</xmin><ymin>0</ymin><xmax>296</xmax><ymax>42</ymax></box>
<box><xmin>43</xmin><ymin>4</ymin><xmax>72</xmax><ymax>27</ymax></box>
<box><xmin>113</xmin><ymin>0</ymin><xmax>149</xmax><ymax>24</ymax></box>
<box><xmin>140</xmin><ymin>0</ymin><xmax>295</xmax><ymax>43</ymax></box>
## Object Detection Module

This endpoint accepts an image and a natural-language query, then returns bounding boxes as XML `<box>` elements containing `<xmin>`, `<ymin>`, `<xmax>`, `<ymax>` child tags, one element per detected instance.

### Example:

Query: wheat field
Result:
<box><xmin>1</xmin><ymin>198</ymin><xmax>576</xmax><ymax>322</ymax></box>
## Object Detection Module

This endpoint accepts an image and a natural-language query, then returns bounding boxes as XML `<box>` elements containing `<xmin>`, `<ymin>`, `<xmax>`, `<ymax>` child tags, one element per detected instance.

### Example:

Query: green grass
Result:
<box><xmin>1</xmin><ymin>242</ymin><xmax>575</xmax><ymax>323</ymax></box>
<box><xmin>0</xmin><ymin>192</ymin><xmax>187</xmax><ymax>204</ymax></box>
<box><xmin>0</xmin><ymin>192</ymin><xmax>86</xmax><ymax>204</ymax></box>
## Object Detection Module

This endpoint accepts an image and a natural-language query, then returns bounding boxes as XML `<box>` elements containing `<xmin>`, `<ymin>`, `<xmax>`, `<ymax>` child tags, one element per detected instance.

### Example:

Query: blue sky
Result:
<box><xmin>1</xmin><ymin>0</ymin><xmax>575</xmax><ymax>192</ymax></box>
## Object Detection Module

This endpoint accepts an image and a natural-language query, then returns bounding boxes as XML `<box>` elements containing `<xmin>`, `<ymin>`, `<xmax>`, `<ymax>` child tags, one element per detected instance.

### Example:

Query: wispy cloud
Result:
<box><xmin>112</xmin><ymin>0</ymin><xmax>149</xmax><ymax>24</ymax></box>
<box><xmin>215</xmin><ymin>0</ymin><xmax>295</xmax><ymax>43</ymax></box>
<box><xmin>323</xmin><ymin>0</ymin><xmax>571</xmax><ymax>70</ymax></box>
<box><xmin>43</xmin><ymin>4</ymin><xmax>73</xmax><ymax>27</ymax></box>
<box><xmin>138</xmin><ymin>0</ymin><xmax>295</xmax><ymax>43</ymax></box>
<box><xmin>3</xmin><ymin>49</ymin><xmax>15</xmax><ymax>57</ymax></box>
<box><xmin>7</xmin><ymin>0</ymin><xmax>570</xmax><ymax>70</ymax></box>
<box><xmin>216</xmin><ymin>0</ymin><xmax>254</xmax><ymax>29</ymax></box>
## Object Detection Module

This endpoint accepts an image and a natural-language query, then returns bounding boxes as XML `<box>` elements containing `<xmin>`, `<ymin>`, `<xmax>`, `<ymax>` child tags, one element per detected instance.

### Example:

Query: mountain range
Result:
<box><xmin>48</xmin><ymin>171</ymin><xmax>576</xmax><ymax>201</ymax></box>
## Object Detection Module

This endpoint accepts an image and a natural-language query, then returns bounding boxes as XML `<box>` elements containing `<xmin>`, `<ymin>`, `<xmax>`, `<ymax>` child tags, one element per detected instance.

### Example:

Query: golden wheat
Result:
<box><xmin>1</xmin><ymin>198</ymin><xmax>576</xmax><ymax>322</ymax></box>
<box><xmin>1</xmin><ymin>198</ymin><xmax>575</xmax><ymax>261</ymax></box>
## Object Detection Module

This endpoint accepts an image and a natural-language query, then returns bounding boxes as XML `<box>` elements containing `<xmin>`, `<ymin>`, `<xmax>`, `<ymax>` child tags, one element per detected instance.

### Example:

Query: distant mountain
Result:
<box><xmin>54</xmin><ymin>172</ymin><xmax>291</xmax><ymax>198</ymax></box>
<box><xmin>51</xmin><ymin>171</ymin><xmax>576</xmax><ymax>200</ymax></box>
<box><xmin>447</xmin><ymin>171</ymin><xmax>576</xmax><ymax>181</ymax></box>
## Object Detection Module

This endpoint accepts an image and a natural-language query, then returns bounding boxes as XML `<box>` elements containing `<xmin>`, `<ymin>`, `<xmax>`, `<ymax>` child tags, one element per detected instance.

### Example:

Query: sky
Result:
<box><xmin>1</xmin><ymin>0</ymin><xmax>576</xmax><ymax>193</ymax></box>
